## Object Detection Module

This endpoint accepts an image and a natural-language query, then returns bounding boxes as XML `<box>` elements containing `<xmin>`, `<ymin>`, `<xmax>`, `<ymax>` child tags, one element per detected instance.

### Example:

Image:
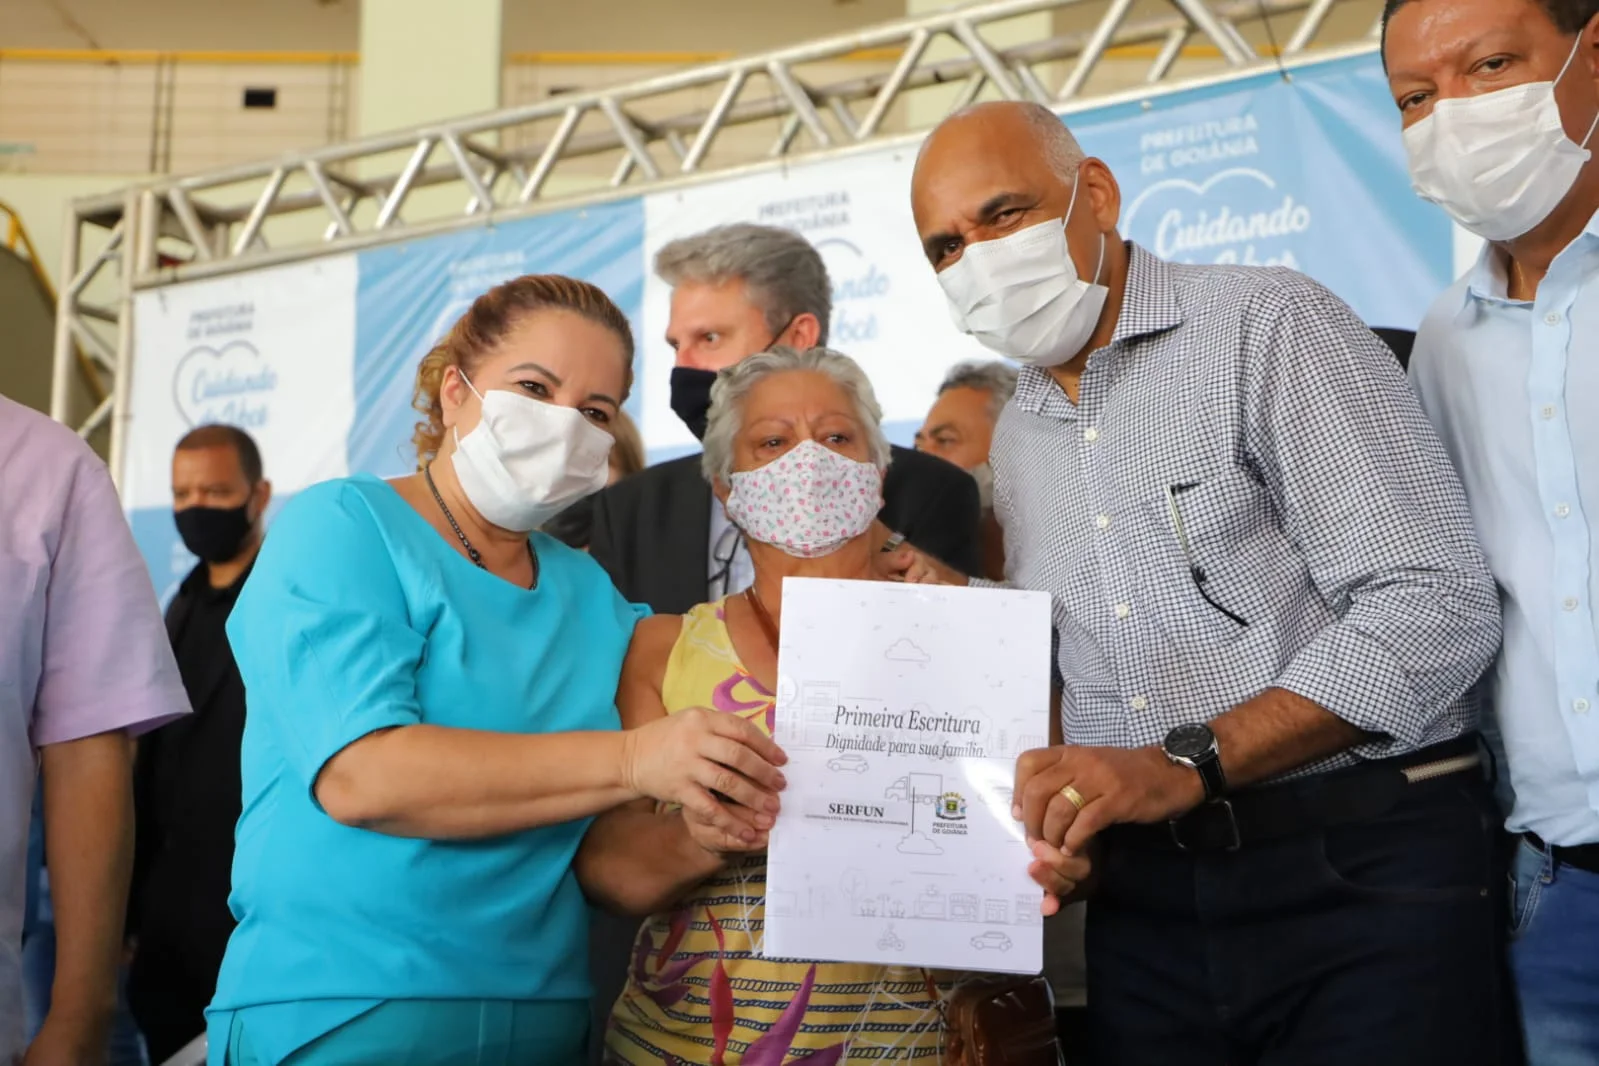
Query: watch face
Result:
<box><xmin>1165</xmin><ymin>723</ymin><xmax>1214</xmax><ymax>761</ymax></box>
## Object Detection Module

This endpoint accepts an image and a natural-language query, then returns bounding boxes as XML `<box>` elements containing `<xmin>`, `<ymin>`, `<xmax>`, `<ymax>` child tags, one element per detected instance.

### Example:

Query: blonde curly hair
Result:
<box><xmin>411</xmin><ymin>274</ymin><xmax>636</xmax><ymax>465</ymax></box>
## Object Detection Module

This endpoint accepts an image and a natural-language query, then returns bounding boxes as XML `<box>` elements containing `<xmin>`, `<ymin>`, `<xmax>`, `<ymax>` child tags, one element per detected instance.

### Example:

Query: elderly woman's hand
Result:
<box><xmin>622</xmin><ymin>708</ymin><xmax>788</xmax><ymax>846</ymax></box>
<box><xmin>876</xmin><ymin>544</ymin><xmax>967</xmax><ymax>586</ymax></box>
<box><xmin>1027</xmin><ymin>837</ymin><xmax>1097</xmax><ymax>916</ymax></box>
<box><xmin>682</xmin><ymin>804</ymin><xmax>770</xmax><ymax>858</ymax></box>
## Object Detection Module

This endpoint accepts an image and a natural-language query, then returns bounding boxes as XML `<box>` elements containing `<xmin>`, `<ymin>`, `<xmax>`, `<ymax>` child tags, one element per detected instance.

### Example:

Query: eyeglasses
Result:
<box><xmin>710</xmin><ymin>524</ymin><xmax>743</xmax><ymax>600</ymax></box>
<box><xmin>1164</xmin><ymin>482</ymin><xmax>1249</xmax><ymax>629</ymax></box>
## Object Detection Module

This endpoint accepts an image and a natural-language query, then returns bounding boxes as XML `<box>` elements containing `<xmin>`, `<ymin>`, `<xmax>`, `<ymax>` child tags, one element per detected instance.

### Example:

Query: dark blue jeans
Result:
<box><xmin>1086</xmin><ymin>774</ymin><xmax>1506</xmax><ymax>1066</ymax></box>
<box><xmin>1509</xmin><ymin>836</ymin><xmax>1599</xmax><ymax>1066</ymax></box>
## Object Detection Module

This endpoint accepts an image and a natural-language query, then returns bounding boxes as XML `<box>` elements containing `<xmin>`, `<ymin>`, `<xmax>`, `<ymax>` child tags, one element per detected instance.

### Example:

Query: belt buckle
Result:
<box><xmin>1168</xmin><ymin>799</ymin><xmax>1242</xmax><ymax>853</ymax></box>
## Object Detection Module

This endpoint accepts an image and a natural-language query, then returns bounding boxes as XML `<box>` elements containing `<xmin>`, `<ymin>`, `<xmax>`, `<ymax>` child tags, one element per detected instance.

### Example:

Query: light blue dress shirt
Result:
<box><xmin>207</xmin><ymin>475</ymin><xmax>646</xmax><ymax>1063</ymax></box>
<box><xmin>1410</xmin><ymin>207</ymin><xmax>1599</xmax><ymax>847</ymax></box>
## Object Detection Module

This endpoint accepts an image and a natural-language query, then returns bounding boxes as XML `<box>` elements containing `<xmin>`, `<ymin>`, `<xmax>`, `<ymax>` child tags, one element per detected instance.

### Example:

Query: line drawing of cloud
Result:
<box><xmin>898</xmin><ymin>832</ymin><xmax>943</xmax><ymax>856</ymax></box>
<box><xmin>884</xmin><ymin>638</ymin><xmax>931</xmax><ymax>664</ymax></box>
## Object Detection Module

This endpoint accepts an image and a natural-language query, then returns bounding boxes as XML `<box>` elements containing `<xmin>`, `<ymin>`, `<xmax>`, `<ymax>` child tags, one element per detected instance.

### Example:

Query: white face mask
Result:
<box><xmin>938</xmin><ymin>174</ymin><xmax>1110</xmax><ymax>368</ymax></box>
<box><xmin>724</xmin><ymin>439</ymin><xmax>883</xmax><ymax>559</ymax></box>
<box><xmin>450</xmin><ymin>371</ymin><xmax>614</xmax><ymax>533</ymax></box>
<box><xmin>1405</xmin><ymin>36</ymin><xmax>1599</xmax><ymax>242</ymax></box>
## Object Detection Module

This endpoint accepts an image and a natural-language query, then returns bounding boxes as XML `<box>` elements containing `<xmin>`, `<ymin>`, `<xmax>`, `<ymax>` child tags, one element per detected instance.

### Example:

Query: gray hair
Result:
<box><xmin>701</xmin><ymin>346</ymin><xmax>892</xmax><ymax>484</ymax></box>
<box><xmin>938</xmin><ymin>359</ymin><xmax>1019</xmax><ymax>423</ymax></box>
<box><xmin>654</xmin><ymin>223</ymin><xmax>833</xmax><ymax>344</ymax></box>
<box><xmin>926</xmin><ymin>101</ymin><xmax>1087</xmax><ymax>185</ymax></box>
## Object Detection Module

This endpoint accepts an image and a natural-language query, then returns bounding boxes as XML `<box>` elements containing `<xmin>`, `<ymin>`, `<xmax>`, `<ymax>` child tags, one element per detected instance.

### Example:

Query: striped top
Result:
<box><xmin>605</xmin><ymin>600</ymin><xmax>945</xmax><ymax>1064</ymax></box>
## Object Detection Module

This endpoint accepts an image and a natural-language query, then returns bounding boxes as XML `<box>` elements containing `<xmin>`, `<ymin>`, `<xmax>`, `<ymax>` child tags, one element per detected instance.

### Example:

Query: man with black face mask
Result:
<box><xmin>588</xmin><ymin>221</ymin><xmax>983</xmax><ymax>615</ymax></box>
<box><xmin>126</xmin><ymin>423</ymin><xmax>270</xmax><ymax>1063</ymax></box>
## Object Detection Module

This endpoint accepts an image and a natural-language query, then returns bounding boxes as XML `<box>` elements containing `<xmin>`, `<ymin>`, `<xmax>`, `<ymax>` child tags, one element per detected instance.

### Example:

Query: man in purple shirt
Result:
<box><xmin>0</xmin><ymin>394</ymin><xmax>188</xmax><ymax>1065</ymax></box>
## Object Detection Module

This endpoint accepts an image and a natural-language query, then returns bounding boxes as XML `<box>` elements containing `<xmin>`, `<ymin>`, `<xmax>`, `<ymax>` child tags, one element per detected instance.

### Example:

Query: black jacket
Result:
<box><xmin>126</xmin><ymin>563</ymin><xmax>248</xmax><ymax>1059</ymax></box>
<box><xmin>589</xmin><ymin>445</ymin><xmax>982</xmax><ymax>614</ymax></box>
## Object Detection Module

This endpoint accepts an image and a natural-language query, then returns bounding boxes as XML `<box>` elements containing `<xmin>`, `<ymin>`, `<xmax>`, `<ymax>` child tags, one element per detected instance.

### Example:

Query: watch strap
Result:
<box><xmin>1193</xmin><ymin>751</ymin><xmax>1227</xmax><ymax>802</ymax></box>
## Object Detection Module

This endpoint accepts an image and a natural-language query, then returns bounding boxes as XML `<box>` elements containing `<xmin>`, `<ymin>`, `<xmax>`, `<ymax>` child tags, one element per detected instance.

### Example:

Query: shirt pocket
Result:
<box><xmin>1129</xmin><ymin>469</ymin><xmax>1270</xmax><ymax>650</ymax></box>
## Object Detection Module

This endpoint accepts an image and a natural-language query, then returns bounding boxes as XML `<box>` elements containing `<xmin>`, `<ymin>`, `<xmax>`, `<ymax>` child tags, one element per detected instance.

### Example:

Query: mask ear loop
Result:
<box><xmin>449</xmin><ymin>367</ymin><xmax>490</xmax><ymax>453</ymax></box>
<box><xmin>1556</xmin><ymin>34</ymin><xmax>1599</xmax><ymax>149</ymax></box>
<box><xmin>1063</xmin><ymin>167</ymin><xmax>1110</xmax><ymax>286</ymax></box>
<box><xmin>456</xmin><ymin>367</ymin><xmax>486</xmax><ymax>402</ymax></box>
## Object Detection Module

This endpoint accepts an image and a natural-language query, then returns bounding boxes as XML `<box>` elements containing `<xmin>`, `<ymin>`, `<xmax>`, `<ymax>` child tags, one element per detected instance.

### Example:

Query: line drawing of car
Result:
<box><xmin>827</xmin><ymin>753</ymin><xmax>870</xmax><ymax>773</ymax></box>
<box><xmin>884</xmin><ymin>773</ymin><xmax>941</xmax><ymax>802</ymax></box>
<box><xmin>970</xmin><ymin>931</ymin><xmax>1013</xmax><ymax>952</ymax></box>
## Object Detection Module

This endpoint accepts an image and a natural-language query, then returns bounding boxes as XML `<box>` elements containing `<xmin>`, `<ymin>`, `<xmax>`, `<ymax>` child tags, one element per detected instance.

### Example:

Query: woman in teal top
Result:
<box><xmin>207</xmin><ymin>276</ymin><xmax>787</xmax><ymax>1066</ymax></box>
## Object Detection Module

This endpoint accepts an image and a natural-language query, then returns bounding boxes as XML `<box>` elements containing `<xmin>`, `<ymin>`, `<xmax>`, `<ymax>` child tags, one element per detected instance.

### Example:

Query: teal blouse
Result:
<box><xmin>208</xmin><ymin>475</ymin><xmax>643</xmax><ymax>1062</ymax></box>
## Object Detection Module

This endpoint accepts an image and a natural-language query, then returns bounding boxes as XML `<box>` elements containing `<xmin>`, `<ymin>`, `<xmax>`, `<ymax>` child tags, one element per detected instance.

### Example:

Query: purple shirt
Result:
<box><xmin>0</xmin><ymin>395</ymin><xmax>188</xmax><ymax>1059</ymax></box>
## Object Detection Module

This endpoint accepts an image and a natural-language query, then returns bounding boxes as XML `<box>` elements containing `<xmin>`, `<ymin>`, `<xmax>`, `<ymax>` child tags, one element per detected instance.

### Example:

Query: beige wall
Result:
<box><xmin>0</xmin><ymin>172</ymin><xmax>143</xmax><ymax>286</ymax></box>
<box><xmin>359</xmin><ymin>0</ymin><xmax>500</xmax><ymax>135</ymax></box>
<box><xmin>2</xmin><ymin>0</ymin><xmax>903</xmax><ymax>56</ymax></box>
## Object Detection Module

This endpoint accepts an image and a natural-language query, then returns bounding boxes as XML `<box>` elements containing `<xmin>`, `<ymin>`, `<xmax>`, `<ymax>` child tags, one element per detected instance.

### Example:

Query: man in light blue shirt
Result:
<box><xmin>1385</xmin><ymin>0</ymin><xmax>1599</xmax><ymax>1061</ymax></box>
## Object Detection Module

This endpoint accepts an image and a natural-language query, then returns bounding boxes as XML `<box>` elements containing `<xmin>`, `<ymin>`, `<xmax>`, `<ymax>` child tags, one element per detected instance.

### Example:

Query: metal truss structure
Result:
<box><xmin>51</xmin><ymin>0</ymin><xmax>1384</xmax><ymax>481</ymax></box>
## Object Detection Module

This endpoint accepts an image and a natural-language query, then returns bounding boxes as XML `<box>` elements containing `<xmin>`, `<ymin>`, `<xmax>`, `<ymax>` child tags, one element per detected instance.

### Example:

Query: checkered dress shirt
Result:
<box><xmin>990</xmin><ymin>243</ymin><xmax>1501</xmax><ymax>775</ymax></box>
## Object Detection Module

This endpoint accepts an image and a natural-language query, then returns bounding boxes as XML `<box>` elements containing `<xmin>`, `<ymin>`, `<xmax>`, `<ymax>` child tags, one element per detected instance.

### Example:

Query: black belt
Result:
<box><xmin>1109</xmin><ymin>735</ymin><xmax>1484</xmax><ymax>855</ymax></box>
<box><xmin>1525</xmin><ymin>832</ymin><xmax>1599</xmax><ymax>876</ymax></box>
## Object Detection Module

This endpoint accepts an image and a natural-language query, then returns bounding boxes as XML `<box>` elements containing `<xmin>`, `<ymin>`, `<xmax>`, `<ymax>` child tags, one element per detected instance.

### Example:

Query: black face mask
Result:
<box><xmin>668</xmin><ymin>366</ymin><xmax>718</xmax><ymax>441</ymax></box>
<box><xmin>175</xmin><ymin>503</ymin><xmax>254</xmax><ymax>564</ymax></box>
<box><xmin>668</xmin><ymin>315</ymin><xmax>799</xmax><ymax>441</ymax></box>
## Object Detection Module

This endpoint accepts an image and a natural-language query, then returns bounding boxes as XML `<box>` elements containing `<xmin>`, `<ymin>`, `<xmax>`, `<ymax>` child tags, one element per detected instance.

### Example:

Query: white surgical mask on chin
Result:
<box><xmin>938</xmin><ymin>174</ymin><xmax>1110</xmax><ymax>368</ymax></box>
<box><xmin>449</xmin><ymin>372</ymin><xmax>614</xmax><ymax>533</ymax></box>
<box><xmin>1405</xmin><ymin>36</ymin><xmax>1599</xmax><ymax>242</ymax></box>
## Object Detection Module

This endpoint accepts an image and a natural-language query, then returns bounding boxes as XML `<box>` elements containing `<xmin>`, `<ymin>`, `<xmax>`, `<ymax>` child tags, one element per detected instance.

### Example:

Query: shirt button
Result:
<box><xmin>1575</xmin><ymin>698</ymin><xmax>1592</xmax><ymax>714</ymax></box>
<box><xmin>1114</xmin><ymin>603</ymin><xmax>1131</xmax><ymax>620</ymax></box>
<box><xmin>1541</xmin><ymin>405</ymin><xmax>1558</xmax><ymax>420</ymax></box>
<box><xmin>1556</xmin><ymin>503</ymin><xmax>1572</xmax><ymax>519</ymax></box>
<box><xmin>1545</xmin><ymin>312</ymin><xmax>1562</xmax><ymax>326</ymax></box>
<box><xmin>1565</xmin><ymin>597</ymin><xmax>1581</xmax><ymax>612</ymax></box>
<box><xmin>1130</xmin><ymin>695</ymin><xmax>1149</xmax><ymax>712</ymax></box>
<box><xmin>1095</xmin><ymin>515</ymin><xmax>1111</xmax><ymax>530</ymax></box>
<box><xmin>1084</xmin><ymin>427</ymin><xmax>1100</xmax><ymax>443</ymax></box>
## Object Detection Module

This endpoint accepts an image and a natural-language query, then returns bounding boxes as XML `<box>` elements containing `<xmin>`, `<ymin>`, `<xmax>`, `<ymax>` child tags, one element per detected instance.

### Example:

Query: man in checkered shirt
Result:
<box><xmin>895</xmin><ymin>101</ymin><xmax>1509</xmax><ymax>1064</ymax></box>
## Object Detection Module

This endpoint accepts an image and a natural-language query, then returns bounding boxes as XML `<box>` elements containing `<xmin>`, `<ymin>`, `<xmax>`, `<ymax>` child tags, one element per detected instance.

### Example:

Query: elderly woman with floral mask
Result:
<box><xmin>576</xmin><ymin>346</ymin><xmax>953</xmax><ymax>1062</ymax></box>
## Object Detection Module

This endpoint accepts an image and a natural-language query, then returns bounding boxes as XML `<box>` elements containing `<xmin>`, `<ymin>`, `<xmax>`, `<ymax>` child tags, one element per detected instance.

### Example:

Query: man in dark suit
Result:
<box><xmin>589</xmin><ymin>222</ymin><xmax>983</xmax><ymax>615</ymax></box>
<box><xmin>126</xmin><ymin>424</ymin><xmax>269</xmax><ymax>1063</ymax></box>
<box><xmin>582</xmin><ymin>225</ymin><xmax>981</xmax><ymax>1059</ymax></box>
<box><xmin>1373</xmin><ymin>327</ymin><xmax>1417</xmax><ymax>372</ymax></box>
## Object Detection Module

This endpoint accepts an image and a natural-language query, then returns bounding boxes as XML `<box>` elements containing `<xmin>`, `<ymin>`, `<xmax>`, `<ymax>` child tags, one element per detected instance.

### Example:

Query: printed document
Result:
<box><xmin>764</xmin><ymin>578</ymin><xmax>1053</xmax><ymax>975</ymax></box>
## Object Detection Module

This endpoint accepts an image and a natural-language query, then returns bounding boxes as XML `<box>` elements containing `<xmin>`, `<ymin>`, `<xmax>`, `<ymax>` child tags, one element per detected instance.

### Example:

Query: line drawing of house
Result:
<box><xmin>949</xmin><ymin>894</ymin><xmax>980</xmax><ymax>921</ymax></box>
<box><xmin>797</xmin><ymin>681</ymin><xmax>841</xmax><ymax>746</ymax></box>
<box><xmin>985</xmin><ymin>899</ymin><xmax>1010</xmax><ymax>924</ymax></box>
<box><xmin>915</xmin><ymin>886</ymin><xmax>948</xmax><ymax>920</ymax></box>
<box><xmin>1012</xmin><ymin>735</ymin><xmax>1047</xmax><ymax>756</ymax></box>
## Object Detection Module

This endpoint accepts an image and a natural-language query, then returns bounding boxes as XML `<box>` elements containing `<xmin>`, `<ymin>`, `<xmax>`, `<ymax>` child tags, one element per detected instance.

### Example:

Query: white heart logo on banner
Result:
<box><xmin>170</xmin><ymin>339</ymin><xmax>278</xmax><ymax>428</ymax></box>
<box><xmin>1122</xmin><ymin>167</ymin><xmax>1313</xmax><ymax>268</ymax></box>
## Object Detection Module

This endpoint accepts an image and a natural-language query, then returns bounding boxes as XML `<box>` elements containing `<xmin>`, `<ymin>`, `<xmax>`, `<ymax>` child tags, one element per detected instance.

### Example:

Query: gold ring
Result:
<box><xmin>1060</xmin><ymin>785</ymin><xmax>1086</xmax><ymax>811</ymax></box>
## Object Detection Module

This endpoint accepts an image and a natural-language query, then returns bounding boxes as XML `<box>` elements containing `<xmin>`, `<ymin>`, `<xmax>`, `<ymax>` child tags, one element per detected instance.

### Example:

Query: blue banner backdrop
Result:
<box><xmin>124</xmin><ymin>49</ymin><xmax>1452</xmax><ymax>590</ymax></box>
<box><xmin>1072</xmin><ymin>53</ymin><xmax>1451</xmax><ymax>330</ymax></box>
<box><xmin>349</xmin><ymin>198</ymin><xmax>646</xmax><ymax>478</ymax></box>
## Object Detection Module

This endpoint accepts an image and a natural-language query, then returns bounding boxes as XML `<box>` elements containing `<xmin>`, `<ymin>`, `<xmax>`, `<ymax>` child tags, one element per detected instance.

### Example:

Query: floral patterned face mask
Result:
<box><xmin>724</xmin><ymin>439</ymin><xmax>883</xmax><ymax>559</ymax></box>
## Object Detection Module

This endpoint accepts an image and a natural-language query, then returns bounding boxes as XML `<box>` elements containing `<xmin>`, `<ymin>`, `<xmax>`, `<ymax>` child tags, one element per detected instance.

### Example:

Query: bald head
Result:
<box><xmin>917</xmin><ymin>101</ymin><xmax>1087</xmax><ymax>185</ymax></box>
<box><xmin>910</xmin><ymin>100</ymin><xmax>1121</xmax><ymax>277</ymax></box>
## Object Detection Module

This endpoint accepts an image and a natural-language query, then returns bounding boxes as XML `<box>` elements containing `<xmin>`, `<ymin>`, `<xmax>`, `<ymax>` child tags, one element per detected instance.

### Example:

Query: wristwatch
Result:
<box><xmin>1163</xmin><ymin>722</ymin><xmax>1226</xmax><ymax>803</ymax></box>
